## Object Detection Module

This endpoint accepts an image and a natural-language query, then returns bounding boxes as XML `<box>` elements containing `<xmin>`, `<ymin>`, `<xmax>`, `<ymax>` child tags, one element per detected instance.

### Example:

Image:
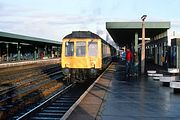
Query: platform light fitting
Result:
<box><xmin>141</xmin><ymin>15</ymin><xmax>147</xmax><ymax>21</ymax></box>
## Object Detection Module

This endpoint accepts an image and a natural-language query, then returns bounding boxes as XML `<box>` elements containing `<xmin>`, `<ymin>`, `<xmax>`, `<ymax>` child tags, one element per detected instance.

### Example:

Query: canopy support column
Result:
<box><xmin>17</xmin><ymin>42</ymin><xmax>21</xmax><ymax>61</ymax></box>
<box><xmin>134</xmin><ymin>32</ymin><xmax>139</xmax><ymax>75</ymax></box>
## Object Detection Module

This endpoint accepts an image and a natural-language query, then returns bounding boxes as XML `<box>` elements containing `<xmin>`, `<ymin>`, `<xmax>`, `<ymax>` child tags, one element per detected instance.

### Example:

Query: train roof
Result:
<box><xmin>63</xmin><ymin>31</ymin><xmax>116</xmax><ymax>50</ymax></box>
<box><xmin>63</xmin><ymin>31</ymin><xmax>101</xmax><ymax>39</ymax></box>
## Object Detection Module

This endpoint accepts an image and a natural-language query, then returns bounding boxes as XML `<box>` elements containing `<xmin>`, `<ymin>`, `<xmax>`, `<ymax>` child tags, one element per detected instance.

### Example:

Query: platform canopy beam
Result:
<box><xmin>106</xmin><ymin>22</ymin><xmax>170</xmax><ymax>47</ymax></box>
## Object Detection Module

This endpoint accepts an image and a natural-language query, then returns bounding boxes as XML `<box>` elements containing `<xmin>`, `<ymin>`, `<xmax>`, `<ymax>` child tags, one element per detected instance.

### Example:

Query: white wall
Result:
<box><xmin>168</xmin><ymin>30</ymin><xmax>180</xmax><ymax>46</ymax></box>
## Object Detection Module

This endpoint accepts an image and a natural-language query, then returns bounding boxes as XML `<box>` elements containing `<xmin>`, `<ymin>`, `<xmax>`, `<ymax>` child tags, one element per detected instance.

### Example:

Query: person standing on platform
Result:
<box><xmin>125</xmin><ymin>48</ymin><xmax>133</xmax><ymax>77</ymax></box>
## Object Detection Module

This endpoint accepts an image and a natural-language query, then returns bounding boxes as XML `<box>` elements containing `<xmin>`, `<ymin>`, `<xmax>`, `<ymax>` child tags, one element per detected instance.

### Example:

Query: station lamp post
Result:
<box><xmin>141</xmin><ymin>15</ymin><xmax>147</xmax><ymax>74</ymax></box>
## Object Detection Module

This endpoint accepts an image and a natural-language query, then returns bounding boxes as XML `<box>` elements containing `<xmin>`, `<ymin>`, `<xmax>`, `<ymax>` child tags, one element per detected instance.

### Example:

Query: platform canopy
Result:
<box><xmin>106</xmin><ymin>22</ymin><xmax>170</xmax><ymax>47</ymax></box>
<box><xmin>0</xmin><ymin>31</ymin><xmax>60</xmax><ymax>45</ymax></box>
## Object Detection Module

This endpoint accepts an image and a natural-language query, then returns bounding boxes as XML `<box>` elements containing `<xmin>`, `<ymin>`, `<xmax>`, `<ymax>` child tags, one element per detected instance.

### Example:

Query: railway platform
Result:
<box><xmin>68</xmin><ymin>61</ymin><xmax>180</xmax><ymax>120</ymax></box>
<box><xmin>0</xmin><ymin>58</ymin><xmax>60</xmax><ymax>68</ymax></box>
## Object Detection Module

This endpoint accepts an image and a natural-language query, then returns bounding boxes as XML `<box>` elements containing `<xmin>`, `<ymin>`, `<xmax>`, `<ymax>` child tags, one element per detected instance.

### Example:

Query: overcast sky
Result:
<box><xmin>0</xmin><ymin>0</ymin><xmax>180</xmax><ymax>43</ymax></box>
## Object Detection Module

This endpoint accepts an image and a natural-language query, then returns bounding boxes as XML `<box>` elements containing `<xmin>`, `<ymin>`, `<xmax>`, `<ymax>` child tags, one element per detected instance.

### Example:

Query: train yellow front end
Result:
<box><xmin>61</xmin><ymin>38</ymin><xmax>102</xmax><ymax>69</ymax></box>
<box><xmin>61</xmin><ymin>31</ymin><xmax>115</xmax><ymax>81</ymax></box>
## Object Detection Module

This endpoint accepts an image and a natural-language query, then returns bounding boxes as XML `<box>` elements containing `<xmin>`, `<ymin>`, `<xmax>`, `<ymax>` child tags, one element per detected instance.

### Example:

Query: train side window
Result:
<box><xmin>76</xmin><ymin>42</ymin><xmax>86</xmax><ymax>56</ymax></box>
<box><xmin>65</xmin><ymin>42</ymin><xmax>74</xmax><ymax>56</ymax></box>
<box><xmin>88</xmin><ymin>42</ymin><xmax>98</xmax><ymax>56</ymax></box>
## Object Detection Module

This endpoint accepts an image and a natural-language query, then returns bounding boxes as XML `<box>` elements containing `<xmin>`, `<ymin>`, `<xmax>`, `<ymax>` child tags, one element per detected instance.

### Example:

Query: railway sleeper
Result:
<box><xmin>0</xmin><ymin>62</ymin><xmax>58</xmax><ymax>75</ymax></box>
<box><xmin>1</xmin><ymin>81</ymin><xmax>63</xmax><ymax>119</ymax></box>
<box><xmin>0</xmin><ymin>64</ymin><xmax>62</xmax><ymax>119</ymax></box>
<box><xmin>0</xmin><ymin>70</ymin><xmax>61</xmax><ymax>99</ymax></box>
<box><xmin>31</xmin><ymin>116</ymin><xmax>63</xmax><ymax>120</ymax></box>
<box><xmin>36</xmin><ymin>112</ymin><xmax>64</xmax><ymax>117</ymax></box>
<box><xmin>0</xmin><ymin>64</ymin><xmax>59</xmax><ymax>85</ymax></box>
<box><xmin>0</xmin><ymin>64</ymin><xmax>46</xmax><ymax>76</ymax></box>
<box><xmin>0</xmin><ymin>69</ymin><xmax>42</xmax><ymax>82</ymax></box>
<box><xmin>0</xmin><ymin>68</ymin><xmax>60</xmax><ymax>97</ymax></box>
<box><xmin>42</xmin><ymin>67</ymin><xmax>61</xmax><ymax>75</ymax></box>
<box><xmin>0</xmin><ymin>76</ymin><xmax>50</xmax><ymax>105</ymax></box>
<box><xmin>0</xmin><ymin>75</ymin><xmax>63</xmax><ymax>118</ymax></box>
<box><xmin>55</xmin><ymin>99</ymin><xmax>75</xmax><ymax>103</ymax></box>
<box><xmin>51</xmin><ymin>102</ymin><xmax>72</xmax><ymax>107</ymax></box>
<box><xmin>42</xmin><ymin>109</ymin><xmax>67</xmax><ymax>113</ymax></box>
<box><xmin>16</xmin><ymin>80</ymin><xmax>93</xmax><ymax>120</ymax></box>
<box><xmin>46</xmin><ymin>106</ymin><xmax>70</xmax><ymax>110</ymax></box>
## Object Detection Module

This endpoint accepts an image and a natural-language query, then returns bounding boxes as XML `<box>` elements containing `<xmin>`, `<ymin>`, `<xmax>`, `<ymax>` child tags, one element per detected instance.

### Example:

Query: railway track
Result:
<box><xmin>15</xmin><ymin>79</ymin><xmax>94</xmax><ymax>120</ymax></box>
<box><xmin>0</xmin><ymin>61</ymin><xmax>106</xmax><ymax>120</ymax></box>
<box><xmin>0</xmin><ymin>62</ymin><xmax>65</xmax><ymax>120</ymax></box>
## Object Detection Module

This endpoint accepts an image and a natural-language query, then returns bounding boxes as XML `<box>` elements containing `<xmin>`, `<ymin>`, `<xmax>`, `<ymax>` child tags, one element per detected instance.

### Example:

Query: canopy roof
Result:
<box><xmin>106</xmin><ymin>22</ymin><xmax>170</xmax><ymax>46</ymax></box>
<box><xmin>0</xmin><ymin>31</ymin><xmax>60</xmax><ymax>45</ymax></box>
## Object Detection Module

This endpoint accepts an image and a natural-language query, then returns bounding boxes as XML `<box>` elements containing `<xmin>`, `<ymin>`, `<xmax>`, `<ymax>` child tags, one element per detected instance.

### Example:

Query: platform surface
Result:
<box><xmin>0</xmin><ymin>58</ymin><xmax>59</xmax><ymax>68</ymax></box>
<box><xmin>68</xmin><ymin>61</ymin><xmax>180</xmax><ymax>120</ymax></box>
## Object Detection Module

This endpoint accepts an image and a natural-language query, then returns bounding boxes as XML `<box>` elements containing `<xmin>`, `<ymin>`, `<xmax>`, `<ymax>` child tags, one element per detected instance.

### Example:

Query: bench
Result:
<box><xmin>168</xmin><ymin>68</ymin><xmax>179</xmax><ymax>74</ymax></box>
<box><xmin>168</xmin><ymin>68</ymin><xmax>180</xmax><ymax>93</ymax></box>
<box><xmin>152</xmin><ymin>74</ymin><xmax>163</xmax><ymax>80</ymax></box>
<box><xmin>160</xmin><ymin>76</ymin><xmax>177</xmax><ymax>87</ymax></box>
<box><xmin>147</xmin><ymin>70</ymin><xmax>156</xmax><ymax>76</ymax></box>
<box><xmin>170</xmin><ymin>81</ymin><xmax>180</xmax><ymax>93</ymax></box>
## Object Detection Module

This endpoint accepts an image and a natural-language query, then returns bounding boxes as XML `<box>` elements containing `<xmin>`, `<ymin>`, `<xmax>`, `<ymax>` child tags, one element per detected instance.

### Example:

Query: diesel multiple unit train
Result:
<box><xmin>61</xmin><ymin>31</ymin><xmax>116</xmax><ymax>81</ymax></box>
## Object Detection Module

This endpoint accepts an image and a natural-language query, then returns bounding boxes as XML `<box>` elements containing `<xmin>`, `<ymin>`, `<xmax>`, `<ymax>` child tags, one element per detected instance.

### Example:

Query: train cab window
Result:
<box><xmin>76</xmin><ymin>42</ymin><xmax>86</xmax><ymax>56</ymax></box>
<box><xmin>88</xmin><ymin>42</ymin><xmax>98</xmax><ymax>56</ymax></box>
<box><xmin>65</xmin><ymin>42</ymin><xmax>74</xmax><ymax>56</ymax></box>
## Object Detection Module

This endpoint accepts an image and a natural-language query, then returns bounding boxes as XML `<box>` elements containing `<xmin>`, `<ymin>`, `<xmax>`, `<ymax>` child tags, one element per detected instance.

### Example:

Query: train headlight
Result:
<box><xmin>90</xmin><ymin>68</ymin><xmax>97</xmax><ymax>77</ymax></box>
<box><xmin>63</xmin><ymin>68</ymin><xmax>70</xmax><ymax>75</ymax></box>
<box><xmin>91</xmin><ymin>61</ymin><xmax>95</xmax><ymax>68</ymax></box>
<box><xmin>65</xmin><ymin>62</ymin><xmax>70</xmax><ymax>67</ymax></box>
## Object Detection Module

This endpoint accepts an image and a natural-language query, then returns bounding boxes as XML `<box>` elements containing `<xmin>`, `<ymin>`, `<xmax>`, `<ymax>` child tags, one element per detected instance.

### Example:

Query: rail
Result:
<box><xmin>16</xmin><ymin>83</ymin><xmax>74</xmax><ymax>120</ymax></box>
